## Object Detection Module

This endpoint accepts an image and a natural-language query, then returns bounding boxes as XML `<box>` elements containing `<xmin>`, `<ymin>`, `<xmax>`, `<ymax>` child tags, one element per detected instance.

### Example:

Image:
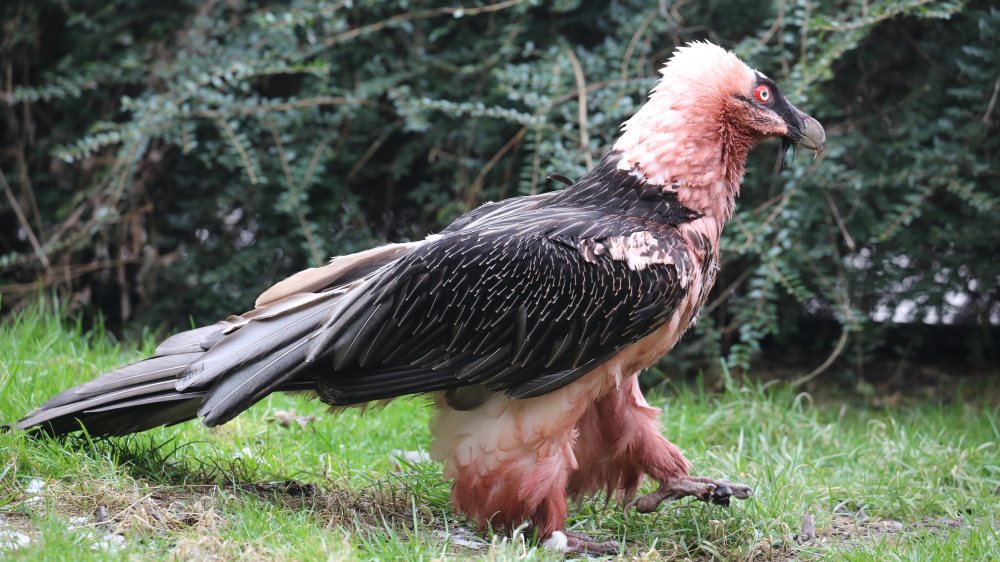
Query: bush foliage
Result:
<box><xmin>1</xmin><ymin>0</ymin><xmax>997</xmax><ymax>379</ymax></box>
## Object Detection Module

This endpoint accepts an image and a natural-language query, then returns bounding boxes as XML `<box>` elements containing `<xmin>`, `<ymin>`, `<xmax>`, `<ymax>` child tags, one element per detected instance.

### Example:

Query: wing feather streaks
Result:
<box><xmin>20</xmin><ymin>152</ymin><xmax>706</xmax><ymax>435</ymax></box>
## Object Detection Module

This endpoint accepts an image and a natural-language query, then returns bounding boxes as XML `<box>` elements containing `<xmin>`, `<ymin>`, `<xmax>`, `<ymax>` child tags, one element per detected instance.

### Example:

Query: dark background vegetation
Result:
<box><xmin>1</xmin><ymin>0</ymin><xmax>997</xmax><ymax>388</ymax></box>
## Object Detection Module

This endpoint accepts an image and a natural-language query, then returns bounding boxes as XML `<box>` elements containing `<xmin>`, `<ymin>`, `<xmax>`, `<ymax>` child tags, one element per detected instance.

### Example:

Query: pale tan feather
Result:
<box><xmin>254</xmin><ymin>241</ymin><xmax>422</xmax><ymax>307</ymax></box>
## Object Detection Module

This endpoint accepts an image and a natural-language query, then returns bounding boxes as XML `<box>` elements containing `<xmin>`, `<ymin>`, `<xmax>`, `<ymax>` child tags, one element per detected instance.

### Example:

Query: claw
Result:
<box><xmin>625</xmin><ymin>476</ymin><xmax>752</xmax><ymax>517</ymax></box>
<box><xmin>711</xmin><ymin>484</ymin><xmax>733</xmax><ymax>506</ymax></box>
<box><xmin>623</xmin><ymin>497</ymin><xmax>636</xmax><ymax>521</ymax></box>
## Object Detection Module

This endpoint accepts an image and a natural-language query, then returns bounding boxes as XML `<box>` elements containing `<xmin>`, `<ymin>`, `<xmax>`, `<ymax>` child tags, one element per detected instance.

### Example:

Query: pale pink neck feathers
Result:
<box><xmin>612</xmin><ymin>42</ymin><xmax>758</xmax><ymax>221</ymax></box>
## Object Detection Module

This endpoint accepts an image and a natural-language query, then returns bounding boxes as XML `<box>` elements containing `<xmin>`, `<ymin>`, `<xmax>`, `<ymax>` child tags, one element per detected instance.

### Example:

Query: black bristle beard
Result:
<box><xmin>777</xmin><ymin>137</ymin><xmax>795</xmax><ymax>170</ymax></box>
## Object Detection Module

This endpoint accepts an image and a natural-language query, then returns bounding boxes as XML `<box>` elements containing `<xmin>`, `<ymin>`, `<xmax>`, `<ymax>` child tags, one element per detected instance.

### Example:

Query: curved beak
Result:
<box><xmin>787</xmin><ymin>106</ymin><xmax>826</xmax><ymax>156</ymax></box>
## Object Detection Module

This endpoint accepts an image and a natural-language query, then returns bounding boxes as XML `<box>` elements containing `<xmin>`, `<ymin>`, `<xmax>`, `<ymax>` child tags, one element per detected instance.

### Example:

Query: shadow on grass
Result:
<box><xmin>30</xmin><ymin>431</ymin><xmax>458</xmax><ymax>528</ymax></box>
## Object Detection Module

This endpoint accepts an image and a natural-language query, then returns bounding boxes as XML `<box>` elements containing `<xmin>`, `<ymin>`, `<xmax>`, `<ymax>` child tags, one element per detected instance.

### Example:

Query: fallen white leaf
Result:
<box><xmin>89</xmin><ymin>533</ymin><xmax>125</xmax><ymax>551</ymax></box>
<box><xmin>392</xmin><ymin>449</ymin><xmax>431</xmax><ymax>464</ymax></box>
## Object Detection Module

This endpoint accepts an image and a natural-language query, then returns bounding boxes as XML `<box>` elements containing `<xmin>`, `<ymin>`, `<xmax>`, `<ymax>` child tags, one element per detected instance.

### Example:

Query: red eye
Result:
<box><xmin>754</xmin><ymin>84</ymin><xmax>771</xmax><ymax>103</ymax></box>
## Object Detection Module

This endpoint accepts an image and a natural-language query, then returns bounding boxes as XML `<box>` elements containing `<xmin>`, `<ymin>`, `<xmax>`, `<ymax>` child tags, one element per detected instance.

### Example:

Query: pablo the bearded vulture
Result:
<box><xmin>17</xmin><ymin>42</ymin><xmax>824</xmax><ymax>553</ymax></box>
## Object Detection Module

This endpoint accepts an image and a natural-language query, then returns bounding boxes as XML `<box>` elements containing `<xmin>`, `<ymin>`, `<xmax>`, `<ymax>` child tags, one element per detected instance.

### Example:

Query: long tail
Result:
<box><xmin>15</xmin><ymin>293</ymin><xmax>339</xmax><ymax>436</ymax></box>
<box><xmin>15</xmin><ymin>242</ymin><xmax>421</xmax><ymax>437</ymax></box>
<box><xmin>16</xmin><ymin>343</ymin><xmax>210</xmax><ymax>435</ymax></box>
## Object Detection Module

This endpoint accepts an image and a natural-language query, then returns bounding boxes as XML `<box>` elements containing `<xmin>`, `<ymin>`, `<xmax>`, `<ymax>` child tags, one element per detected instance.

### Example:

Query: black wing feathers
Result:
<box><xmin>17</xmin><ymin>152</ymin><xmax>702</xmax><ymax>435</ymax></box>
<box><xmin>315</xmin><ymin>221</ymin><xmax>689</xmax><ymax>405</ymax></box>
<box><xmin>304</xmin><ymin>154</ymin><xmax>699</xmax><ymax>405</ymax></box>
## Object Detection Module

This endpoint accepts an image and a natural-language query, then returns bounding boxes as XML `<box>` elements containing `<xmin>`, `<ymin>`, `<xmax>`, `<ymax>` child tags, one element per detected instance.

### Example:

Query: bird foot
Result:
<box><xmin>625</xmin><ymin>475</ymin><xmax>752</xmax><ymax>516</ymax></box>
<box><xmin>542</xmin><ymin>530</ymin><xmax>619</xmax><ymax>555</ymax></box>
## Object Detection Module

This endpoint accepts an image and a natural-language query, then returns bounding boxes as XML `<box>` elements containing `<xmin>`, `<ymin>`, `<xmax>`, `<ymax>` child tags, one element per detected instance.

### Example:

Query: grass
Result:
<box><xmin>1</xmin><ymin>303</ymin><xmax>998</xmax><ymax>560</ymax></box>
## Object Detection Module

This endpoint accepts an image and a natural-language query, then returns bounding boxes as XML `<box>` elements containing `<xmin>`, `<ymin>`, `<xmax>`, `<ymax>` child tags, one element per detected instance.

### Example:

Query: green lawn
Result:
<box><xmin>1</xmin><ymin>305</ymin><xmax>998</xmax><ymax>560</ymax></box>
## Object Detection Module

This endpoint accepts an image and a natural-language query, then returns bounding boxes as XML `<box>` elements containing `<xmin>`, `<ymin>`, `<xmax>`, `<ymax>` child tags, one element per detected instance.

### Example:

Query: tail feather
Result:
<box><xmin>197</xmin><ymin>338</ymin><xmax>316</xmax><ymax>426</ymax></box>
<box><xmin>15</xmin><ymin>293</ymin><xmax>339</xmax><ymax>437</ymax></box>
<box><xmin>155</xmin><ymin>322</ymin><xmax>229</xmax><ymax>356</ymax></box>
<box><xmin>64</xmin><ymin>395</ymin><xmax>205</xmax><ymax>436</ymax></box>
<box><xmin>176</xmin><ymin>295</ymin><xmax>336</xmax><ymax>392</ymax></box>
<box><xmin>14</xmin><ymin>243</ymin><xmax>426</xmax><ymax>438</ymax></box>
<box><xmin>16</xmin><ymin>353</ymin><xmax>202</xmax><ymax>434</ymax></box>
<box><xmin>40</xmin><ymin>352</ymin><xmax>202</xmax><ymax>410</ymax></box>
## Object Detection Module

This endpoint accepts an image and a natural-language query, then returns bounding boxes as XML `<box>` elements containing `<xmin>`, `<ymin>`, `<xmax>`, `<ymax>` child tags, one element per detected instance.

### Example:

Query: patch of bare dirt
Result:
<box><xmin>775</xmin><ymin>510</ymin><xmax>972</xmax><ymax>560</ymax></box>
<box><xmin>2</xmin><ymin>474</ymin><xmax>442</xmax><ymax>557</ymax></box>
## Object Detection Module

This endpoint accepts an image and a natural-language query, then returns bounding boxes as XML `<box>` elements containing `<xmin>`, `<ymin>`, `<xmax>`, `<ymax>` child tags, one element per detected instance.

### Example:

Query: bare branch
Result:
<box><xmin>823</xmin><ymin>190</ymin><xmax>856</xmax><ymax>251</ymax></box>
<box><xmin>791</xmin><ymin>328</ymin><xmax>850</xmax><ymax>388</ymax></box>
<box><xmin>565</xmin><ymin>47</ymin><xmax>593</xmax><ymax>169</ymax></box>
<box><xmin>322</xmin><ymin>0</ymin><xmax>527</xmax><ymax>47</ymax></box>
<box><xmin>983</xmin><ymin>75</ymin><xmax>1000</xmax><ymax>126</ymax></box>
<box><xmin>466</xmin><ymin>126</ymin><xmax>528</xmax><ymax>208</ymax></box>
<box><xmin>1</xmin><ymin>166</ymin><xmax>50</xmax><ymax>271</ymax></box>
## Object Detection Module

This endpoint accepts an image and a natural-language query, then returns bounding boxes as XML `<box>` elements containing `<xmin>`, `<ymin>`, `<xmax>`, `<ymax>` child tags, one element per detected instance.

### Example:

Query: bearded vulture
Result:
<box><xmin>16</xmin><ymin>41</ymin><xmax>824</xmax><ymax>554</ymax></box>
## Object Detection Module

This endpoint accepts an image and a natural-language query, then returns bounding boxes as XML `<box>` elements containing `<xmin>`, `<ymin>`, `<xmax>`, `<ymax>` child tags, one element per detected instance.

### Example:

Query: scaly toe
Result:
<box><xmin>732</xmin><ymin>484</ymin><xmax>753</xmax><ymax>499</ymax></box>
<box><xmin>556</xmin><ymin>531</ymin><xmax>621</xmax><ymax>556</ymax></box>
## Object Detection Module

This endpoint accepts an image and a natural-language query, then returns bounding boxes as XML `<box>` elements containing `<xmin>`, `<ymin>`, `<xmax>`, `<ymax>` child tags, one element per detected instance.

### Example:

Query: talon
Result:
<box><xmin>623</xmin><ymin>497</ymin><xmax>637</xmax><ymax>521</ymax></box>
<box><xmin>711</xmin><ymin>493</ymin><xmax>731</xmax><ymax>506</ymax></box>
<box><xmin>711</xmin><ymin>484</ymin><xmax>733</xmax><ymax>506</ymax></box>
<box><xmin>624</xmin><ymin>477</ymin><xmax>752</xmax><ymax>522</ymax></box>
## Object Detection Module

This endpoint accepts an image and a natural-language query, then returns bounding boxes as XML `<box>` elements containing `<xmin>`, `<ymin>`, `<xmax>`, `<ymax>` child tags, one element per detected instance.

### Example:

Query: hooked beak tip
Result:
<box><xmin>795</xmin><ymin>114</ymin><xmax>826</xmax><ymax>156</ymax></box>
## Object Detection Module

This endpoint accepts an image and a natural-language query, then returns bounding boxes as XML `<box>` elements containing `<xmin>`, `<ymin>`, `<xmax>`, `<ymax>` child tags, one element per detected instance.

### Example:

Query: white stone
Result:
<box><xmin>541</xmin><ymin>530</ymin><xmax>569</xmax><ymax>553</ymax></box>
<box><xmin>90</xmin><ymin>533</ymin><xmax>125</xmax><ymax>551</ymax></box>
<box><xmin>0</xmin><ymin>530</ymin><xmax>30</xmax><ymax>550</ymax></box>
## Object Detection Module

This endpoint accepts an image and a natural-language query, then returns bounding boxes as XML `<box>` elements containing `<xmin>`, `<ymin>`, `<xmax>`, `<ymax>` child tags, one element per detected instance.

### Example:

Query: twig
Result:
<box><xmin>565</xmin><ymin>47</ymin><xmax>593</xmax><ymax>169</ymax></box>
<box><xmin>15</xmin><ymin>122</ymin><xmax>46</xmax><ymax>241</ymax></box>
<box><xmin>754</xmin><ymin>0</ymin><xmax>786</xmax><ymax>51</ymax></box>
<box><xmin>719</xmin><ymin>265</ymin><xmax>774</xmax><ymax>338</ymax></box>
<box><xmin>878</xmin><ymin>186</ymin><xmax>935</xmax><ymax>241</ymax></box>
<box><xmin>301</xmin><ymin>138</ymin><xmax>331</xmax><ymax>188</ymax></box>
<box><xmin>321</xmin><ymin>0</ymin><xmax>526</xmax><ymax>47</ymax></box>
<box><xmin>742</xmin><ymin>156</ymin><xmax>824</xmax><ymax>251</ymax></box>
<box><xmin>0</xmin><ymin>257</ymin><xmax>144</xmax><ymax>294</ymax></box>
<box><xmin>613</xmin><ymin>11</ymin><xmax>658</xmax><ymax>110</ymax></box>
<box><xmin>797</xmin><ymin>0</ymin><xmax>811</xmax><ymax>97</ymax></box>
<box><xmin>813</xmin><ymin>0</ymin><xmax>935</xmax><ymax>31</ymax></box>
<box><xmin>983</xmin><ymin>75</ymin><xmax>1000</xmax><ymax>126</ymax></box>
<box><xmin>547</xmin><ymin>78</ymin><xmax>637</xmax><ymax>107</ymax></box>
<box><xmin>528</xmin><ymin>127</ymin><xmax>542</xmax><ymax>195</ymax></box>
<box><xmin>703</xmin><ymin>266</ymin><xmax>756</xmax><ymax>315</ymax></box>
<box><xmin>347</xmin><ymin>129</ymin><xmax>394</xmax><ymax>181</ymax></box>
<box><xmin>637</xmin><ymin>27</ymin><xmax>656</xmax><ymax>76</ymax></box>
<box><xmin>214</xmin><ymin>118</ymin><xmax>258</xmax><ymax>185</ymax></box>
<box><xmin>732</xmin><ymin>211</ymin><xmax>756</xmax><ymax>250</ymax></box>
<box><xmin>1</xmin><ymin>166</ymin><xmax>50</xmax><ymax>270</ymax></box>
<box><xmin>751</xmin><ymin>190</ymin><xmax>789</xmax><ymax>215</ymax></box>
<box><xmin>791</xmin><ymin>328</ymin><xmax>849</xmax><ymax>388</ymax></box>
<box><xmin>823</xmin><ymin>190</ymin><xmax>856</xmax><ymax>251</ymax></box>
<box><xmin>466</xmin><ymin>126</ymin><xmax>528</xmax><ymax>208</ymax></box>
<box><xmin>268</xmin><ymin>127</ymin><xmax>322</xmax><ymax>264</ymax></box>
<box><xmin>669</xmin><ymin>0</ymin><xmax>691</xmax><ymax>27</ymax></box>
<box><xmin>194</xmin><ymin>96</ymin><xmax>349</xmax><ymax>119</ymax></box>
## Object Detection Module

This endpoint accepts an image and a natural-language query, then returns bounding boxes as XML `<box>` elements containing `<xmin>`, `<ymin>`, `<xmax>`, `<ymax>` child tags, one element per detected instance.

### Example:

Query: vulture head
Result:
<box><xmin>613</xmin><ymin>41</ymin><xmax>825</xmax><ymax>218</ymax></box>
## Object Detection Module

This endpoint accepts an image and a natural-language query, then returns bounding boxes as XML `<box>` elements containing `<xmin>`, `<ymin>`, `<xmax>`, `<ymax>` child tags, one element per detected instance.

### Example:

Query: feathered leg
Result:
<box><xmin>571</xmin><ymin>375</ymin><xmax>751</xmax><ymax>517</ymax></box>
<box><xmin>429</xmin><ymin>371</ymin><xmax>620</xmax><ymax>553</ymax></box>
